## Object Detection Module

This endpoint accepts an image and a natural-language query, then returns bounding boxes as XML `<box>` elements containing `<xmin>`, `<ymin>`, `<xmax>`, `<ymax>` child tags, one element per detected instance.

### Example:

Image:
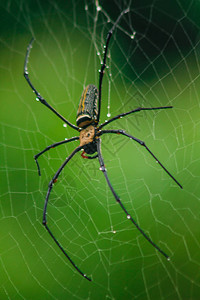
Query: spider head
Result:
<box><xmin>76</xmin><ymin>84</ymin><xmax>98</xmax><ymax>128</ymax></box>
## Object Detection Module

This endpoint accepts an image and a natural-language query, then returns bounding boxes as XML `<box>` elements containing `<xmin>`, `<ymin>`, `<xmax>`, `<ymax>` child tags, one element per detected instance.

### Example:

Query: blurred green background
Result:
<box><xmin>0</xmin><ymin>0</ymin><xmax>200</xmax><ymax>299</ymax></box>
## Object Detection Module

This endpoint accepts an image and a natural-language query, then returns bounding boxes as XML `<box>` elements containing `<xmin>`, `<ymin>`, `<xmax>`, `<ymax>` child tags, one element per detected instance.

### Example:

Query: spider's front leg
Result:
<box><xmin>42</xmin><ymin>145</ymin><xmax>91</xmax><ymax>281</ymax></box>
<box><xmin>96</xmin><ymin>137</ymin><xmax>170</xmax><ymax>260</ymax></box>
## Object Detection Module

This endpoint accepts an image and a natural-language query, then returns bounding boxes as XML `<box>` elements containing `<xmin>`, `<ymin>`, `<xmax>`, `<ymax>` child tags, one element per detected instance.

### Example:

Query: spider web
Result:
<box><xmin>0</xmin><ymin>0</ymin><xmax>200</xmax><ymax>299</ymax></box>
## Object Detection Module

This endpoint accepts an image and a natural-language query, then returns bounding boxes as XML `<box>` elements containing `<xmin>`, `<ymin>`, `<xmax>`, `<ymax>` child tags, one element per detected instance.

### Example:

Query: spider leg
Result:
<box><xmin>24</xmin><ymin>38</ymin><xmax>79</xmax><ymax>131</ymax></box>
<box><xmin>42</xmin><ymin>145</ymin><xmax>91</xmax><ymax>281</ymax></box>
<box><xmin>99</xmin><ymin>106</ymin><xmax>173</xmax><ymax>129</ymax></box>
<box><xmin>98</xmin><ymin>129</ymin><xmax>183</xmax><ymax>189</ymax></box>
<box><xmin>96</xmin><ymin>138</ymin><xmax>169</xmax><ymax>260</ymax></box>
<box><xmin>97</xmin><ymin>8</ymin><xmax>129</xmax><ymax>123</ymax></box>
<box><xmin>81</xmin><ymin>151</ymin><xmax>98</xmax><ymax>159</ymax></box>
<box><xmin>34</xmin><ymin>136</ymin><xmax>79</xmax><ymax>176</ymax></box>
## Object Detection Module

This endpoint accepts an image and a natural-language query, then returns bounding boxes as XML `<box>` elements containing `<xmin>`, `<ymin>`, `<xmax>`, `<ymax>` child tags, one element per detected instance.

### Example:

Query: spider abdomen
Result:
<box><xmin>76</xmin><ymin>84</ymin><xmax>98</xmax><ymax>128</ymax></box>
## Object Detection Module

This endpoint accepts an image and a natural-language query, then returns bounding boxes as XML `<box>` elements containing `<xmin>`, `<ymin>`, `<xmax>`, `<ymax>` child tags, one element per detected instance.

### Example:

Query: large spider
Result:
<box><xmin>24</xmin><ymin>9</ymin><xmax>182</xmax><ymax>281</ymax></box>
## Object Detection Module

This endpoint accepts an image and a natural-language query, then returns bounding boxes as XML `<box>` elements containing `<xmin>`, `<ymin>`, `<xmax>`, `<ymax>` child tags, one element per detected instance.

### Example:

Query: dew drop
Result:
<box><xmin>167</xmin><ymin>257</ymin><xmax>170</xmax><ymax>261</ymax></box>
<box><xmin>107</xmin><ymin>113</ymin><xmax>111</xmax><ymax>117</ymax></box>
<box><xmin>96</xmin><ymin>5</ymin><xmax>101</xmax><ymax>11</ymax></box>
<box><xmin>131</xmin><ymin>32</ymin><xmax>136</xmax><ymax>39</ymax></box>
<box><xmin>127</xmin><ymin>215</ymin><xmax>131</xmax><ymax>219</ymax></box>
<box><xmin>85</xmin><ymin>4</ymin><xmax>88</xmax><ymax>10</ymax></box>
<box><xmin>36</xmin><ymin>97</ymin><xmax>39</xmax><ymax>102</ymax></box>
<box><xmin>63</xmin><ymin>123</ymin><xmax>67</xmax><ymax>128</ymax></box>
<box><xmin>113</xmin><ymin>230</ymin><xmax>116</xmax><ymax>234</ymax></box>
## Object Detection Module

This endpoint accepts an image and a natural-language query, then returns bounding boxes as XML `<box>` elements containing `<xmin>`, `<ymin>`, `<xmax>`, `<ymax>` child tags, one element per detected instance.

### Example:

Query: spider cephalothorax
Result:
<box><xmin>24</xmin><ymin>9</ymin><xmax>182</xmax><ymax>281</ymax></box>
<box><xmin>79</xmin><ymin>125</ymin><xmax>97</xmax><ymax>156</ymax></box>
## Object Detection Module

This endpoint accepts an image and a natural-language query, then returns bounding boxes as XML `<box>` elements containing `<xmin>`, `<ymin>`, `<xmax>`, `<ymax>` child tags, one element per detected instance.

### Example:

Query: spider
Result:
<box><xmin>24</xmin><ymin>9</ymin><xmax>182</xmax><ymax>281</ymax></box>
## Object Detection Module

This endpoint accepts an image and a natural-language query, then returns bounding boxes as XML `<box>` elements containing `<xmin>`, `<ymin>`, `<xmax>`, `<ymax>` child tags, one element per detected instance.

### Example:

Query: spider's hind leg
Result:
<box><xmin>99</xmin><ymin>106</ymin><xmax>173</xmax><ymax>129</ymax></box>
<box><xmin>24</xmin><ymin>38</ymin><xmax>79</xmax><ymax>131</ymax></box>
